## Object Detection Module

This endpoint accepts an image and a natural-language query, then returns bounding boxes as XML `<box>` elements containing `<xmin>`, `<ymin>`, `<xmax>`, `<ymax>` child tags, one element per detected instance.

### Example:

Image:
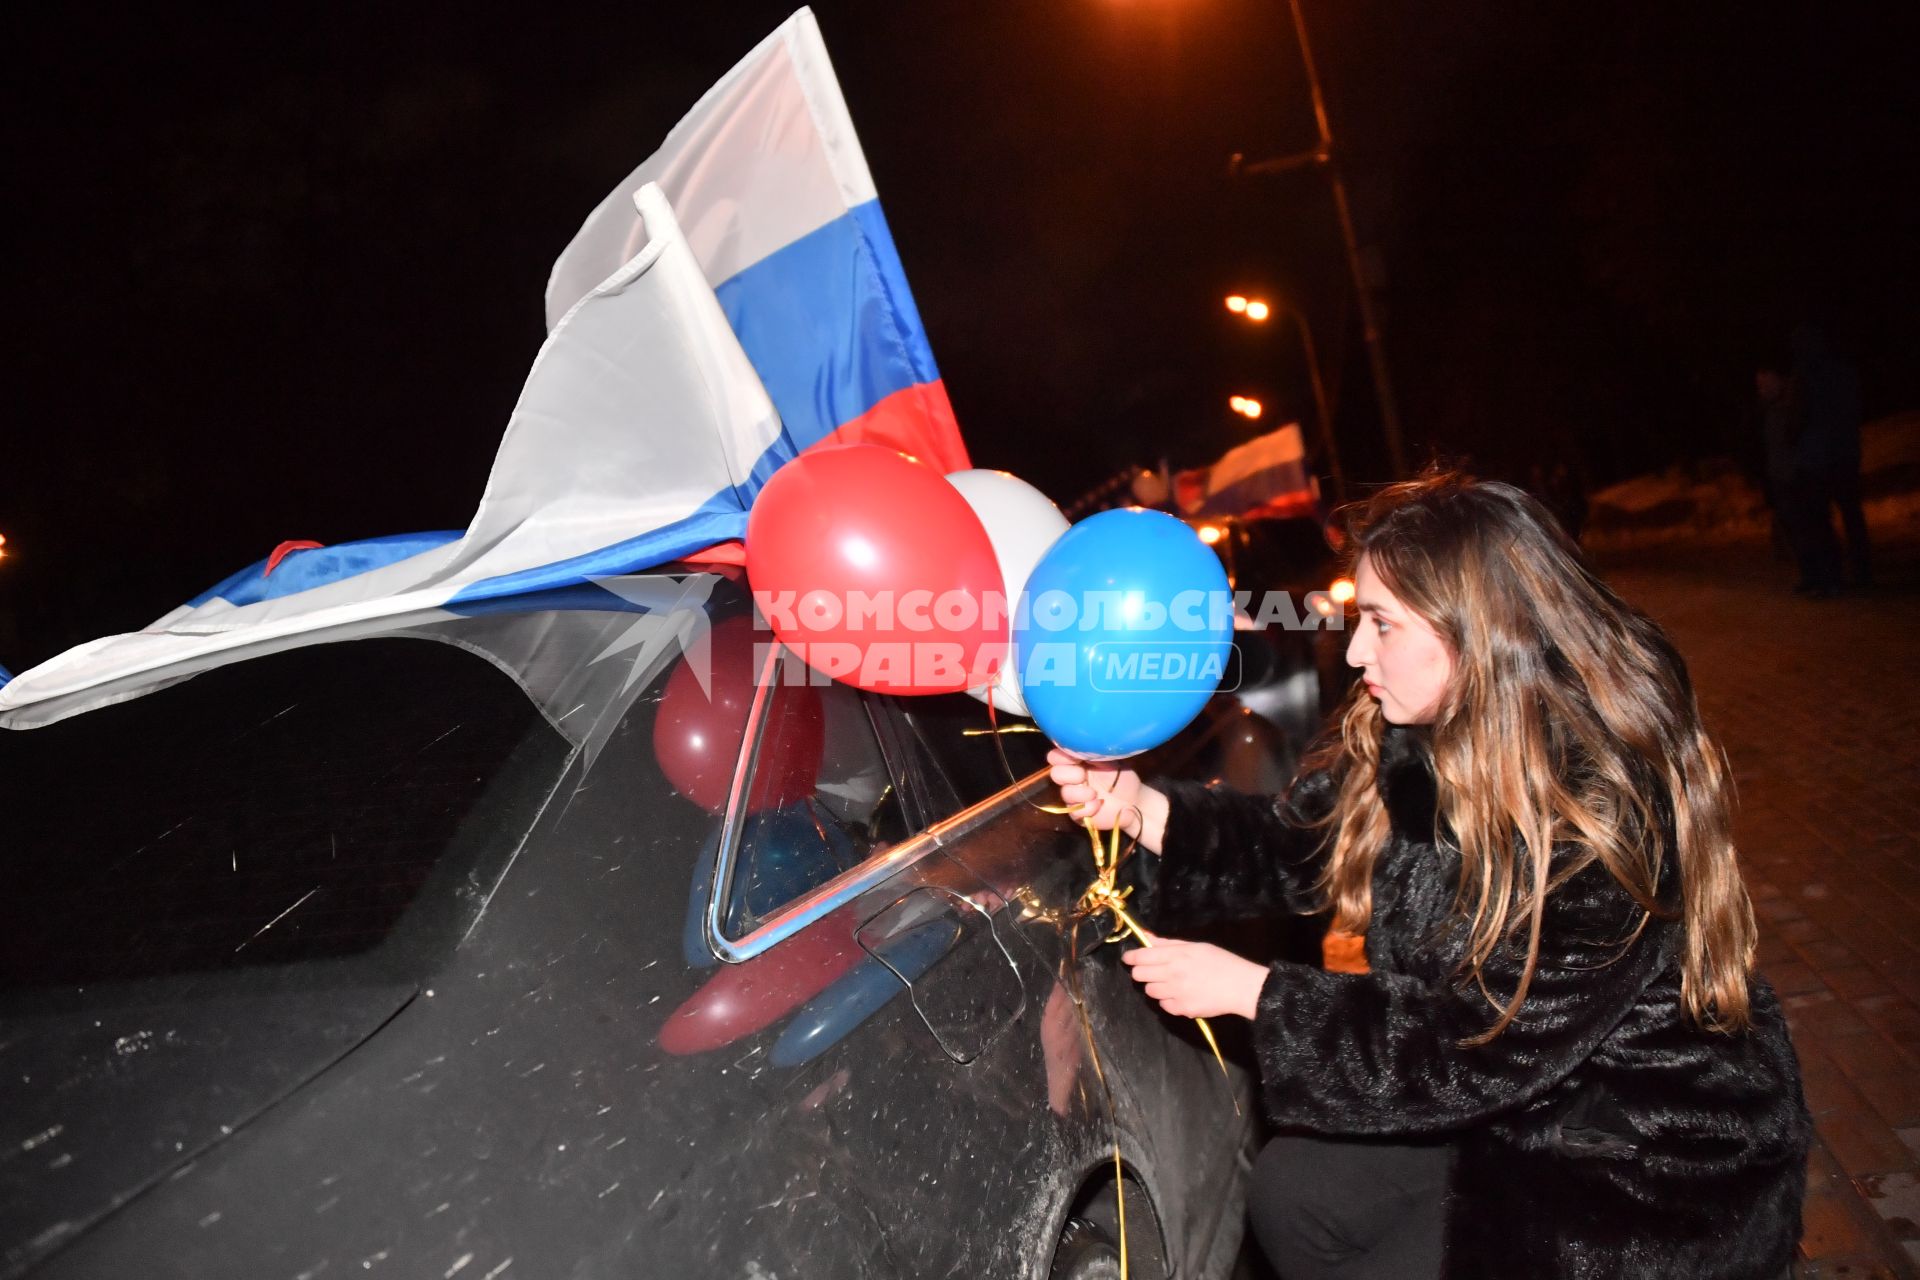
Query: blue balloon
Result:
<box><xmin>1013</xmin><ymin>508</ymin><xmax>1233</xmax><ymax>760</ymax></box>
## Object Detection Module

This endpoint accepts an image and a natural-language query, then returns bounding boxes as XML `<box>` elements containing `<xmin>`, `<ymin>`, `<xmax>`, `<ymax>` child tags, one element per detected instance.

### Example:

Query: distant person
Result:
<box><xmin>1053</xmin><ymin>475</ymin><xmax>1809</xmax><ymax>1279</ymax></box>
<box><xmin>1755</xmin><ymin>354</ymin><xmax>1805</xmax><ymax>577</ymax></box>
<box><xmin>1789</xmin><ymin>325</ymin><xmax>1871</xmax><ymax>593</ymax></box>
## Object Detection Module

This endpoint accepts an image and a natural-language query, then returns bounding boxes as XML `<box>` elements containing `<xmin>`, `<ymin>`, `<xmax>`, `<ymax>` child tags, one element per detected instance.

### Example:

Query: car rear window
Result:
<box><xmin>718</xmin><ymin>676</ymin><xmax>910</xmax><ymax>940</ymax></box>
<box><xmin>0</xmin><ymin>636</ymin><xmax>575</xmax><ymax>992</ymax></box>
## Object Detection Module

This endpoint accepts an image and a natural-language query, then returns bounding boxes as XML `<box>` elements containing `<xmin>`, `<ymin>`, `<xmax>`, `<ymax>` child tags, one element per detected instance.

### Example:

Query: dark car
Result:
<box><xmin>0</xmin><ymin>567</ymin><xmax>1255</xmax><ymax>1279</ymax></box>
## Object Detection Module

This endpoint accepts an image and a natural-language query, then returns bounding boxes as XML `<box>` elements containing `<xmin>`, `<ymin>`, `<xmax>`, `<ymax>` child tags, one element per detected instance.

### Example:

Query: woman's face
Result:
<box><xmin>1346</xmin><ymin>554</ymin><xmax>1454</xmax><ymax>724</ymax></box>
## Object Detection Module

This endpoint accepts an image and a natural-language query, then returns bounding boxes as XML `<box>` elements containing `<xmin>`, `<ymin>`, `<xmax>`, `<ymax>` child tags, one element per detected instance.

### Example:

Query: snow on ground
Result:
<box><xmin>1583</xmin><ymin>414</ymin><xmax>1920</xmax><ymax>551</ymax></box>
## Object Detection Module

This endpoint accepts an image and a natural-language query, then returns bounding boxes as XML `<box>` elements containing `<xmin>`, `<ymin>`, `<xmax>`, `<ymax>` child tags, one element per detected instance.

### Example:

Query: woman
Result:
<box><xmin>1052</xmin><ymin>474</ymin><xmax>1808</xmax><ymax>1279</ymax></box>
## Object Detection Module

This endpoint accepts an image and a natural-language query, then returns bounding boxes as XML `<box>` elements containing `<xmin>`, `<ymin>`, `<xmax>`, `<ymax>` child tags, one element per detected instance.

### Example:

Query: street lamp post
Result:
<box><xmin>1286</xmin><ymin>305</ymin><xmax>1344</xmax><ymax>501</ymax></box>
<box><xmin>1226</xmin><ymin>297</ymin><xmax>1345</xmax><ymax>501</ymax></box>
<box><xmin>1232</xmin><ymin>0</ymin><xmax>1409</xmax><ymax>478</ymax></box>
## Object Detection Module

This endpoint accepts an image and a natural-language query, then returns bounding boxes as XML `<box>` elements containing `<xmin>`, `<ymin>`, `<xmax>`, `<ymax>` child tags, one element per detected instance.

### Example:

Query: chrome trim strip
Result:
<box><xmin>703</xmin><ymin>642</ymin><xmax>786</xmax><ymax>962</ymax></box>
<box><xmin>707</xmin><ymin>764</ymin><xmax>1055</xmax><ymax>964</ymax></box>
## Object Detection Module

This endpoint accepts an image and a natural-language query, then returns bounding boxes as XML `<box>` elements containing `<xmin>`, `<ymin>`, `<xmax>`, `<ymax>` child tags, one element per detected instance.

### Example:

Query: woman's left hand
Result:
<box><xmin>1122</xmin><ymin>936</ymin><xmax>1269</xmax><ymax>1020</ymax></box>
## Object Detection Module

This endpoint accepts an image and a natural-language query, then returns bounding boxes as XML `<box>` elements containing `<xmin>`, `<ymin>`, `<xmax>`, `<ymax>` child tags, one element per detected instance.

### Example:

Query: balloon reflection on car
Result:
<box><xmin>655</xmin><ymin>614</ymin><xmax>824</xmax><ymax>814</ymax></box>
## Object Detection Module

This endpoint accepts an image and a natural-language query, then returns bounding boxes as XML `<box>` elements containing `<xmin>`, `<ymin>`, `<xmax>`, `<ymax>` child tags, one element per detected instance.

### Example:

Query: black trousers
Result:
<box><xmin>1788</xmin><ymin>464</ymin><xmax>1872</xmax><ymax>590</ymax></box>
<box><xmin>1828</xmin><ymin>465</ymin><xmax>1872</xmax><ymax>585</ymax></box>
<box><xmin>1248</xmin><ymin>1134</ymin><xmax>1452</xmax><ymax>1279</ymax></box>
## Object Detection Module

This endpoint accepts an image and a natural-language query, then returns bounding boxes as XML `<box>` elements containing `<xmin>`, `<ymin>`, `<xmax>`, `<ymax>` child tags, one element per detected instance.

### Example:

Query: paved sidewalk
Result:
<box><xmin>1603</xmin><ymin>534</ymin><xmax>1920</xmax><ymax>1278</ymax></box>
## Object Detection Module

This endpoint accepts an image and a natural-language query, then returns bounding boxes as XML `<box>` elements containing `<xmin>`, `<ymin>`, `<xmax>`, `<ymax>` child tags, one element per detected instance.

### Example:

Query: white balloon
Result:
<box><xmin>945</xmin><ymin>469</ymin><xmax>1070</xmax><ymax>719</ymax></box>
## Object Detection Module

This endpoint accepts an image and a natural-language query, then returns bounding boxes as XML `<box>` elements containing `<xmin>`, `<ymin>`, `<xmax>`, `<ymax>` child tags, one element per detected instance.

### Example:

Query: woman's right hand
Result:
<box><xmin>1048</xmin><ymin>748</ymin><xmax>1170</xmax><ymax>853</ymax></box>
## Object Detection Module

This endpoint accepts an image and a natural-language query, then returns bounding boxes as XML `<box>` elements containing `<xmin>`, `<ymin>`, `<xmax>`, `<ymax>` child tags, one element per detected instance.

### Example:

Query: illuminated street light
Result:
<box><xmin>1223</xmin><ymin>291</ymin><xmax>1343</xmax><ymax>499</ymax></box>
<box><xmin>1312</xmin><ymin>576</ymin><xmax>1356</xmax><ymax>617</ymax></box>
<box><xmin>1118</xmin><ymin>0</ymin><xmax>1403</xmax><ymax>476</ymax></box>
<box><xmin>1229</xmin><ymin>395</ymin><xmax>1263</xmax><ymax>420</ymax></box>
<box><xmin>0</xmin><ymin>533</ymin><xmax>9</xmax><ymax>561</ymax></box>
<box><xmin>1196</xmin><ymin>524</ymin><xmax>1224</xmax><ymax>546</ymax></box>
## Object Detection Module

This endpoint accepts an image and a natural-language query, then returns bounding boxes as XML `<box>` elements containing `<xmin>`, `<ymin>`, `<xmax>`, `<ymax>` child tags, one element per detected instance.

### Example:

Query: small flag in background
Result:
<box><xmin>1176</xmin><ymin>424</ymin><xmax>1317</xmax><ymax>521</ymax></box>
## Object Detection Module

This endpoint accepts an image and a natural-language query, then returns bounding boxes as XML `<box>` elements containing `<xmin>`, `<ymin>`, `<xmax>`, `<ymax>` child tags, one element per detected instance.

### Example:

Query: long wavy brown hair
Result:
<box><xmin>1308</xmin><ymin>472</ymin><xmax>1756</xmax><ymax>1038</ymax></box>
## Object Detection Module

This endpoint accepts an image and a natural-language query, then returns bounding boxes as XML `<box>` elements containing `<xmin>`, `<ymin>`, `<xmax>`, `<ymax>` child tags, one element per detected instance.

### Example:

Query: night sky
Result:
<box><xmin>6</xmin><ymin>1</ymin><xmax>1917</xmax><ymax>666</ymax></box>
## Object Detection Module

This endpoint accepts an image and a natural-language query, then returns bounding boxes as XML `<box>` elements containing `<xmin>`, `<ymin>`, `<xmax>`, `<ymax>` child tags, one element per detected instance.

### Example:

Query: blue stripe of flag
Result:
<box><xmin>714</xmin><ymin>199</ymin><xmax>939</xmax><ymax>452</ymax></box>
<box><xmin>184</xmin><ymin>530</ymin><xmax>464</xmax><ymax>609</ymax></box>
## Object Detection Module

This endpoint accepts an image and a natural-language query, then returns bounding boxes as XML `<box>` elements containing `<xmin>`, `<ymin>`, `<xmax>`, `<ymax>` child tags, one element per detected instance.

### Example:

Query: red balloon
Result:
<box><xmin>745</xmin><ymin>445</ymin><xmax>1008</xmax><ymax>694</ymax></box>
<box><xmin>658</xmin><ymin>908</ymin><xmax>864</xmax><ymax>1055</ymax></box>
<box><xmin>655</xmin><ymin>614</ymin><xmax>824</xmax><ymax>813</ymax></box>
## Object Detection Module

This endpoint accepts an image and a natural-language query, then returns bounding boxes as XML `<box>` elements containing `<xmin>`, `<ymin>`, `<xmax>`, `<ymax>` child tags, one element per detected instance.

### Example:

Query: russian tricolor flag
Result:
<box><xmin>1174</xmin><ymin>425</ymin><xmax>1318</xmax><ymax>521</ymax></box>
<box><xmin>548</xmin><ymin>7</ymin><xmax>968</xmax><ymax>487</ymax></box>
<box><xmin>0</xmin><ymin>9</ymin><xmax>966</xmax><ymax>725</ymax></box>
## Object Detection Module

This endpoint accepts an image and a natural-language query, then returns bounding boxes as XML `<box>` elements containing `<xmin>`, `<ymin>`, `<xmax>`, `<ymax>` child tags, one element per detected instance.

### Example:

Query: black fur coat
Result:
<box><xmin>1133</xmin><ymin>727</ymin><xmax>1810</xmax><ymax>1279</ymax></box>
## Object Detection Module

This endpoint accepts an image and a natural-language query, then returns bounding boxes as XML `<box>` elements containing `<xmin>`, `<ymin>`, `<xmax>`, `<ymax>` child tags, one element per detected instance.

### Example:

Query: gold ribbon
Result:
<box><xmin>980</xmin><ymin>676</ymin><xmax>1079</xmax><ymax>816</ymax></box>
<box><xmin>1072</xmin><ymin>818</ymin><xmax>1236</xmax><ymax>1099</ymax></box>
<box><xmin>977</xmin><ymin>679</ymin><xmax>1236</xmax><ymax>1275</ymax></box>
<box><xmin>1057</xmin><ymin>938</ymin><xmax>1130</xmax><ymax>1279</ymax></box>
<box><xmin>1046</xmin><ymin>819</ymin><xmax>1237</xmax><ymax>1280</ymax></box>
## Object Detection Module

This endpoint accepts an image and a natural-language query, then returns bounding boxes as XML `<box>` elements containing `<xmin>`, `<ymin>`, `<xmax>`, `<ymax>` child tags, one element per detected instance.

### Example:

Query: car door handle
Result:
<box><xmin>854</xmin><ymin>885</ymin><xmax>1026</xmax><ymax>1065</ymax></box>
<box><xmin>768</xmin><ymin>913</ymin><xmax>963</xmax><ymax>1068</ymax></box>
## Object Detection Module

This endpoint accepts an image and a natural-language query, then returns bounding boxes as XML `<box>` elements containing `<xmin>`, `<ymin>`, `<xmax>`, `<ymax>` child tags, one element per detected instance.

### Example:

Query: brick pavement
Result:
<box><xmin>1602</xmin><ymin>532</ymin><xmax>1920</xmax><ymax>1278</ymax></box>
